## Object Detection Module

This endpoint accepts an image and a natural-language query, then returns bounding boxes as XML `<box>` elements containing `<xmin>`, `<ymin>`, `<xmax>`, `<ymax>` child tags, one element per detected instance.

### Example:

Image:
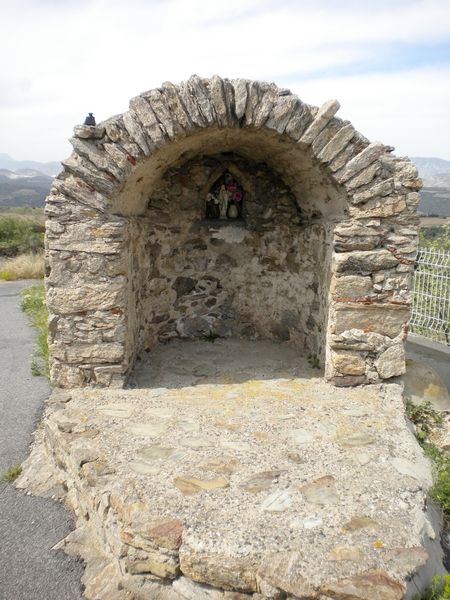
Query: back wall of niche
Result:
<box><xmin>127</xmin><ymin>152</ymin><xmax>333</xmax><ymax>364</ymax></box>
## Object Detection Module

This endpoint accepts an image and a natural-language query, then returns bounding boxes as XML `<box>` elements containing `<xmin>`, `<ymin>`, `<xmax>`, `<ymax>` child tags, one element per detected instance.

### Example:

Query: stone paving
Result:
<box><xmin>17</xmin><ymin>340</ymin><xmax>446</xmax><ymax>599</ymax></box>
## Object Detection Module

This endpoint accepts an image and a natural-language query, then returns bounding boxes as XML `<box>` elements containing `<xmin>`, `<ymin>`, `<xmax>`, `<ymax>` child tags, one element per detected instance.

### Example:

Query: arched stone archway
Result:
<box><xmin>45</xmin><ymin>75</ymin><xmax>421</xmax><ymax>388</ymax></box>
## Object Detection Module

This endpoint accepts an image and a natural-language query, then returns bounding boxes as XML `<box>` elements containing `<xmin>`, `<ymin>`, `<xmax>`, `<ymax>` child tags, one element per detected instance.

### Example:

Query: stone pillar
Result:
<box><xmin>45</xmin><ymin>175</ymin><xmax>130</xmax><ymax>388</ymax></box>
<box><xmin>325</xmin><ymin>156</ymin><xmax>421</xmax><ymax>385</ymax></box>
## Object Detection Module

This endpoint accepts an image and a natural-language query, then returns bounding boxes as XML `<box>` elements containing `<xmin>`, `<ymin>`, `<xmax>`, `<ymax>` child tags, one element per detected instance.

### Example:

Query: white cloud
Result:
<box><xmin>292</xmin><ymin>63</ymin><xmax>450</xmax><ymax>159</ymax></box>
<box><xmin>1</xmin><ymin>0</ymin><xmax>449</xmax><ymax>160</ymax></box>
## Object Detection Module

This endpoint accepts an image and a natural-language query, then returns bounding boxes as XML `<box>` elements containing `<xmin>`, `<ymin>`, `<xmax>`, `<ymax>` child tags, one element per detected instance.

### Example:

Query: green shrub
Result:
<box><xmin>420</xmin><ymin>225</ymin><xmax>450</xmax><ymax>251</ymax></box>
<box><xmin>415</xmin><ymin>575</ymin><xmax>450</xmax><ymax>600</ymax></box>
<box><xmin>0</xmin><ymin>215</ymin><xmax>44</xmax><ymax>253</ymax></box>
<box><xmin>407</xmin><ymin>401</ymin><xmax>450</xmax><ymax>515</ymax></box>
<box><xmin>21</xmin><ymin>283</ymin><xmax>49</xmax><ymax>377</ymax></box>
<box><xmin>0</xmin><ymin>464</ymin><xmax>22</xmax><ymax>483</ymax></box>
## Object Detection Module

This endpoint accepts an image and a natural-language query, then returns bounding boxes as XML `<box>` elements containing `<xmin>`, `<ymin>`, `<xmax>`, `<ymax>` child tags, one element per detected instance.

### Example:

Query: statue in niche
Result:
<box><xmin>205</xmin><ymin>171</ymin><xmax>243</xmax><ymax>220</ymax></box>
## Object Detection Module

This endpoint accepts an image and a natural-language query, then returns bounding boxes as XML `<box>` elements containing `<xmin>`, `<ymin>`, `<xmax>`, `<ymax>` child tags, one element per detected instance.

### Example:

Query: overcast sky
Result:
<box><xmin>1</xmin><ymin>0</ymin><xmax>450</xmax><ymax>162</ymax></box>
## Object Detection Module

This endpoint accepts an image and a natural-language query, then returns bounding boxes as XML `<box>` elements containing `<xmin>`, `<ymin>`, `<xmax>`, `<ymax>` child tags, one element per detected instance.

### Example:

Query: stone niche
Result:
<box><xmin>45</xmin><ymin>75</ymin><xmax>421</xmax><ymax>388</ymax></box>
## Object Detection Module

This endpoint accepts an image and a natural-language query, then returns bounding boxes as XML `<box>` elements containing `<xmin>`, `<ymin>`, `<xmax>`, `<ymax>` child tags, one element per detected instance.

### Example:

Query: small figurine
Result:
<box><xmin>205</xmin><ymin>171</ymin><xmax>244</xmax><ymax>220</ymax></box>
<box><xmin>205</xmin><ymin>193</ymin><xmax>220</xmax><ymax>218</ymax></box>
<box><xmin>227</xmin><ymin>202</ymin><xmax>238</xmax><ymax>219</ymax></box>
<box><xmin>218</xmin><ymin>185</ymin><xmax>230</xmax><ymax>219</ymax></box>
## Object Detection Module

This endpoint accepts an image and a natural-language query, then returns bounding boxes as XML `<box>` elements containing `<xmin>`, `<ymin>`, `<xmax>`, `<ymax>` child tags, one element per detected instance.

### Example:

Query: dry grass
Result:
<box><xmin>0</xmin><ymin>252</ymin><xmax>45</xmax><ymax>281</ymax></box>
<box><xmin>0</xmin><ymin>207</ymin><xmax>45</xmax><ymax>225</ymax></box>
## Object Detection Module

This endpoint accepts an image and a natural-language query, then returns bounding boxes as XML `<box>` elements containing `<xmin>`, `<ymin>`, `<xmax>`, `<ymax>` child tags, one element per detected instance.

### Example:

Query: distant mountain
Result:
<box><xmin>0</xmin><ymin>167</ymin><xmax>53</xmax><ymax>208</ymax></box>
<box><xmin>0</xmin><ymin>153</ymin><xmax>60</xmax><ymax>178</ymax></box>
<box><xmin>412</xmin><ymin>157</ymin><xmax>450</xmax><ymax>188</ymax></box>
<box><xmin>1</xmin><ymin>152</ymin><xmax>449</xmax><ymax>215</ymax></box>
<box><xmin>419</xmin><ymin>187</ymin><xmax>450</xmax><ymax>217</ymax></box>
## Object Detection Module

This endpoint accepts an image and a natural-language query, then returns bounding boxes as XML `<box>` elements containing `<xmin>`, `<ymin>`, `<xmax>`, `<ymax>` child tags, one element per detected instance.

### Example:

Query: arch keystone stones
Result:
<box><xmin>45</xmin><ymin>75</ymin><xmax>420</xmax><ymax>388</ymax></box>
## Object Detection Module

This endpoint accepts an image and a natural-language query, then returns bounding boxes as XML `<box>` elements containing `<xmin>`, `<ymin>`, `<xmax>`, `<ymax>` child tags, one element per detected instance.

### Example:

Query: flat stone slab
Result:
<box><xmin>17</xmin><ymin>340</ymin><xmax>445</xmax><ymax>599</ymax></box>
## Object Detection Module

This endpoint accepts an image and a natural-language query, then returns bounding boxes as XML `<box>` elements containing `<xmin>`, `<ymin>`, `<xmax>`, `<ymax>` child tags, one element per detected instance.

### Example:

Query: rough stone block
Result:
<box><xmin>320</xmin><ymin>570</ymin><xmax>405</xmax><ymax>600</ymax></box>
<box><xmin>337</xmin><ymin>142</ymin><xmax>387</xmax><ymax>184</ymax></box>
<box><xmin>208</xmin><ymin>75</ymin><xmax>230</xmax><ymax>128</ymax></box>
<box><xmin>333</xmin><ymin>303</ymin><xmax>410</xmax><ymax>338</ymax></box>
<box><xmin>375</xmin><ymin>343</ymin><xmax>405</xmax><ymax>379</ymax></box>
<box><xmin>73</xmin><ymin>124</ymin><xmax>105</xmax><ymax>139</ymax></box>
<box><xmin>331</xmin><ymin>351</ymin><xmax>366</xmax><ymax>375</ymax></box>
<box><xmin>334</xmin><ymin>250</ymin><xmax>399</xmax><ymax>275</ymax></box>
<box><xmin>130</xmin><ymin>95</ymin><xmax>166</xmax><ymax>146</ymax></box>
<box><xmin>266</xmin><ymin>94</ymin><xmax>300</xmax><ymax>134</ymax></box>
<box><xmin>47</xmin><ymin>284</ymin><xmax>125</xmax><ymax>314</ymax></box>
<box><xmin>161</xmin><ymin>81</ymin><xmax>194</xmax><ymax>132</ymax></box>
<box><xmin>62</xmin><ymin>154</ymin><xmax>118</xmax><ymax>197</ymax></box>
<box><xmin>300</xmin><ymin>99</ymin><xmax>340</xmax><ymax>144</ymax></box>
<box><xmin>285</xmin><ymin>102</ymin><xmax>312</xmax><ymax>140</ymax></box>
<box><xmin>349</xmin><ymin>195</ymin><xmax>407</xmax><ymax>219</ymax></box>
<box><xmin>232</xmin><ymin>78</ymin><xmax>249</xmax><ymax>120</ymax></box>
<box><xmin>187</xmin><ymin>75</ymin><xmax>216</xmax><ymax>125</ymax></box>
<box><xmin>70</xmin><ymin>137</ymin><xmax>124</xmax><ymax>181</ymax></box>
<box><xmin>317</xmin><ymin>123</ymin><xmax>355</xmax><ymax>163</ymax></box>
<box><xmin>52</xmin><ymin>342</ymin><xmax>124</xmax><ymax>364</ymax></box>
<box><xmin>351</xmin><ymin>178</ymin><xmax>395</xmax><ymax>205</ymax></box>
<box><xmin>146</xmin><ymin>89</ymin><xmax>177</xmax><ymax>138</ymax></box>
<box><xmin>331</xmin><ymin>275</ymin><xmax>374</xmax><ymax>299</ymax></box>
<box><xmin>344</xmin><ymin>161</ymin><xmax>380</xmax><ymax>191</ymax></box>
<box><xmin>122</xmin><ymin>111</ymin><xmax>152</xmax><ymax>155</ymax></box>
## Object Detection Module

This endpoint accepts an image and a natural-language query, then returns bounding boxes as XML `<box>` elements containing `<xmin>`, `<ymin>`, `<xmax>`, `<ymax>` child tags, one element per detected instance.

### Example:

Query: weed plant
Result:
<box><xmin>415</xmin><ymin>575</ymin><xmax>450</xmax><ymax>600</ymax></box>
<box><xmin>0</xmin><ymin>464</ymin><xmax>22</xmax><ymax>483</ymax></box>
<box><xmin>21</xmin><ymin>283</ymin><xmax>49</xmax><ymax>377</ymax></box>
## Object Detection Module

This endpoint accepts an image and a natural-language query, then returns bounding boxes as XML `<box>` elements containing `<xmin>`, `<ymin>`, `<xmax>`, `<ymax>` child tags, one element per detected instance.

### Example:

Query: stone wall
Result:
<box><xmin>45</xmin><ymin>75</ymin><xmax>421</xmax><ymax>388</ymax></box>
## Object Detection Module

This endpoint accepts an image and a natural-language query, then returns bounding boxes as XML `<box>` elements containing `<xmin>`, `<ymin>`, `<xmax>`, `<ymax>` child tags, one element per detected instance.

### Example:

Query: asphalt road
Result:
<box><xmin>0</xmin><ymin>280</ymin><xmax>85</xmax><ymax>600</ymax></box>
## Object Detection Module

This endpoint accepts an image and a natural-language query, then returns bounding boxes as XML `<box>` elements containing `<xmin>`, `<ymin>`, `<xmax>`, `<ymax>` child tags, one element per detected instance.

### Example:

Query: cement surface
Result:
<box><xmin>0</xmin><ymin>280</ymin><xmax>85</xmax><ymax>600</ymax></box>
<box><xmin>406</xmin><ymin>334</ymin><xmax>450</xmax><ymax>393</ymax></box>
<box><xmin>22</xmin><ymin>339</ymin><xmax>446</xmax><ymax>597</ymax></box>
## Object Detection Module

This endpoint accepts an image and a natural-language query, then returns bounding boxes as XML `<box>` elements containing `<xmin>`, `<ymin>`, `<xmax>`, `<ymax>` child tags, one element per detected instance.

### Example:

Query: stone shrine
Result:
<box><xmin>18</xmin><ymin>76</ymin><xmax>446</xmax><ymax>600</ymax></box>
<box><xmin>45</xmin><ymin>75</ymin><xmax>421</xmax><ymax>388</ymax></box>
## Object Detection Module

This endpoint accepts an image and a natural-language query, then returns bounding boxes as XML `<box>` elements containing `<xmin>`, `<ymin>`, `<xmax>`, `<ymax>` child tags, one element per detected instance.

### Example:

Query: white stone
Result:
<box><xmin>261</xmin><ymin>490</ymin><xmax>293</xmax><ymax>512</ymax></box>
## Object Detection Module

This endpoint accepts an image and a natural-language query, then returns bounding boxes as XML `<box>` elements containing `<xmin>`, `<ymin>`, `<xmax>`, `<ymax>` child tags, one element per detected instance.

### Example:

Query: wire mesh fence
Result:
<box><xmin>410</xmin><ymin>247</ymin><xmax>450</xmax><ymax>345</ymax></box>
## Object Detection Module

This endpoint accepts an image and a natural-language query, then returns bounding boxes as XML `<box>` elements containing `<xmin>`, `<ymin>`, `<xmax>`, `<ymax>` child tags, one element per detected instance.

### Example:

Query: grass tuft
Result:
<box><xmin>0</xmin><ymin>251</ymin><xmax>44</xmax><ymax>281</ymax></box>
<box><xmin>415</xmin><ymin>575</ymin><xmax>450</xmax><ymax>600</ymax></box>
<box><xmin>0</xmin><ymin>464</ymin><xmax>22</xmax><ymax>483</ymax></box>
<box><xmin>406</xmin><ymin>400</ymin><xmax>450</xmax><ymax>514</ymax></box>
<box><xmin>21</xmin><ymin>283</ymin><xmax>49</xmax><ymax>377</ymax></box>
<box><xmin>307</xmin><ymin>354</ymin><xmax>321</xmax><ymax>369</ymax></box>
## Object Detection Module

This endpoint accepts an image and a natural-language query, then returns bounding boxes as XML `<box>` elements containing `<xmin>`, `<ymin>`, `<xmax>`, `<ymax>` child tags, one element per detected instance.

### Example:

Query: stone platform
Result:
<box><xmin>17</xmin><ymin>340</ymin><xmax>446</xmax><ymax>599</ymax></box>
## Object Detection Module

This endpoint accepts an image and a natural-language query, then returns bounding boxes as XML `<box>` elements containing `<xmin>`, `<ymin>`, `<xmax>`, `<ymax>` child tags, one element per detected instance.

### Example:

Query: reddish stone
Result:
<box><xmin>320</xmin><ymin>569</ymin><xmax>405</xmax><ymax>600</ymax></box>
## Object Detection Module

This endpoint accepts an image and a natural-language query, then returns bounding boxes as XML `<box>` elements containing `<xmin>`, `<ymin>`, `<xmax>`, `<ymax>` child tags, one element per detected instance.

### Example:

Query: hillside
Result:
<box><xmin>420</xmin><ymin>187</ymin><xmax>450</xmax><ymax>217</ymax></box>
<box><xmin>0</xmin><ymin>168</ymin><xmax>53</xmax><ymax>208</ymax></box>
<box><xmin>1</xmin><ymin>153</ymin><xmax>450</xmax><ymax>215</ymax></box>
<box><xmin>412</xmin><ymin>156</ymin><xmax>450</xmax><ymax>188</ymax></box>
<box><xmin>0</xmin><ymin>153</ymin><xmax>60</xmax><ymax>178</ymax></box>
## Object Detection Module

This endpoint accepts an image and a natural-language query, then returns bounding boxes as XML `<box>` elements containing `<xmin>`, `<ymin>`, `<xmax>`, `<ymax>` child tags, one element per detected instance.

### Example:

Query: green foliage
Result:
<box><xmin>415</xmin><ymin>575</ymin><xmax>450</xmax><ymax>600</ymax></box>
<box><xmin>412</xmin><ymin>232</ymin><xmax>450</xmax><ymax>343</ymax></box>
<box><xmin>202</xmin><ymin>331</ymin><xmax>220</xmax><ymax>342</ymax></box>
<box><xmin>21</xmin><ymin>283</ymin><xmax>49</xmax><ymax>377</ymax></box>
<box><xmin>423</xmin><ymin>443</ymin><xmax>450</xmax><ymax>514</ymax></box>
<box><xmin>0</xmin><ymin>215</ymin><xmax>44</xmax><ymax>253</ymax></box>
<box><xmin>406</xmin><ymin>400</ymin><xmax>443</xmax><ymax>442</ymax></box>
<box><xmin>406</xmin><ymin>400</ymin><xmax>450</xmax><ymax>515</ymax></box>
<box><xmin>0</xmin><ymin>464</ymin><xmax>22</xmax><ymax>483</ymax></box>
<box><xmin>307</xmin><ymin>354</ymin><xmax>320</xmax><ymax>369</ymax></box>
<box><xmin>420</xmin><ymin>224</ymin><xmax>450</xmax><ymax>251</ymax></box>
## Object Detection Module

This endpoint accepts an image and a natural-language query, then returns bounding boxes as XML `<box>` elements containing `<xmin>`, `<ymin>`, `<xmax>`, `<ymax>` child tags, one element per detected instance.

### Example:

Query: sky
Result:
<box><xmin>1</xmin><ymin>0</ymin><xmax>450</xmax><ymax>162</ymax></box>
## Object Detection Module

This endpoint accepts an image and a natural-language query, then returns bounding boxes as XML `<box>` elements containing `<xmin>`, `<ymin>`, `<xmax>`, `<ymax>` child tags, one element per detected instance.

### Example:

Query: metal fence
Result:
<box><xmin>410</xmin><ymin>247</ymin><xmax>450</xmax><ymax>345</ymax></box>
